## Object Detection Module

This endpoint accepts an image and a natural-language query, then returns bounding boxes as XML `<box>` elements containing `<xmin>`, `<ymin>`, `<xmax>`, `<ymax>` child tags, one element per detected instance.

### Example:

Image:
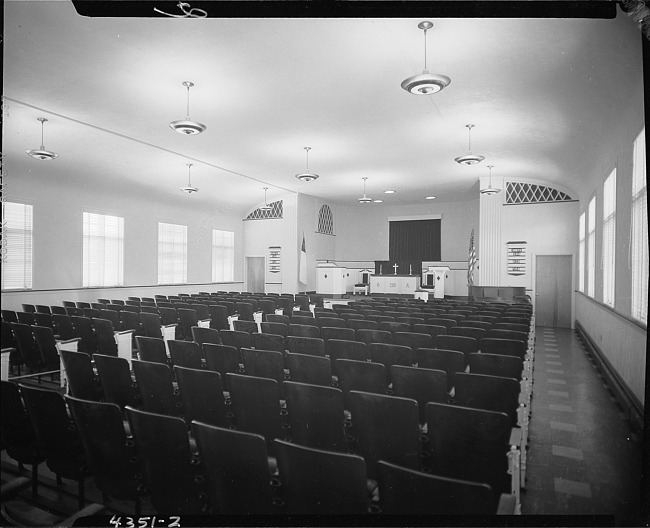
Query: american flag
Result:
<box><xmin>299</xmin><ymin>233</ymin><xmax>307</xmax><ymax>285</ymax></box>
<box><xmin>467</xmin><ymin>229</ymin><xmax>477</xmax><ymax>287</ymax></box>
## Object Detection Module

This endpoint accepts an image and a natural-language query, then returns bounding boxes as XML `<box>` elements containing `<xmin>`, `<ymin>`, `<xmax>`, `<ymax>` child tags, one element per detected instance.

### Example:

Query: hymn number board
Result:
<box><xmin>506</xmin><ymin>241</ymin><xmax>527</xmax><ymax>276</ymax></box>
<box><xmin>268</xmin><ymin>246</ymin><xmax>281</xmax><ymax>274</ymax></box>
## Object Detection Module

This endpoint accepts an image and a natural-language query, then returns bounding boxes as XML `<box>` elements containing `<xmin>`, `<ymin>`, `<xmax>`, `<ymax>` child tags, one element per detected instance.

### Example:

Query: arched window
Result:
<box><xmin>317</xmin><ymin>204</ymin><xmax>334</xmax><ymax>235</ymax></box>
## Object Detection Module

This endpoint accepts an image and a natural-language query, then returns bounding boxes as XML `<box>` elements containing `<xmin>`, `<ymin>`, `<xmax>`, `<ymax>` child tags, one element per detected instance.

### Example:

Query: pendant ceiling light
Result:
<box><xmin>180</xmin><ymin>163</ymin><xmax>199</xmax><ymax>193</ymax></box>
<box><xmin>358</xmin><ymin>177</ymin><xmax>373</xmax><ymax>204</ymax></box>
<box><xmin>26</xmin><ymin>117</ymin><xmax>58</xmax><ymax>160</ymax></box>
<box><xmin>401</xmin><ymin>21</ymin><xmax>450</xmax><ymax>95</ymax></box>
<box><xmin>169</xmin><ymin>81</ymin><xmax>207</xmax><ymax>135</ymax></box>
<box><xmin>455</xmin><ymin>124</ymin><xmax>485</xmax><ymax>165</ymax></box>
<box><xmin>480</xmin><ymin>165</ymin><xmax>501</xmax><ymax>196</ymax></box>
<box><xmin>260</xmin><ymin>187</ymin><xmax>273</xmax><ymax>212</ymax></box>
<box><xmin>295</xmin><ymin>147</ymin><xmax>319</xmax><ymax>182</ymax></box>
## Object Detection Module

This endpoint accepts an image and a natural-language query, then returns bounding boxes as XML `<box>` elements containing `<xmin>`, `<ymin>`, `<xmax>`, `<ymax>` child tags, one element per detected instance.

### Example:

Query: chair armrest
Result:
<box><xmin>198</xmin><ymin>318</ymin><xmax>211</xmax><ymax>323</ymax></box>
<box><xmin>116</xmin><ymin>330</ymin><xmax>134</xmax><ymax>335</ymax></box>
<box><xmin>56</xmin><ymin>337</ymin><xmax>81</xmax><ymax>345</ymax></box>
<box><xmin>163</xmin><ymin>323</ymin><xmax>178</xmax><ymax>328</ymax></box>
<box><xmin>509</xmin><ymin>427</ymin><xmax>522</xmax><ymax>447</ymax></box>
<box><xmin>1</xmin><ymin>347</ymin><xmax>17</xmax><ymax>353</ymax></box>
<box><xmin>496</xmin><ymin>493</ymin><xmax>517</xmax><ymax>514</ymax></box>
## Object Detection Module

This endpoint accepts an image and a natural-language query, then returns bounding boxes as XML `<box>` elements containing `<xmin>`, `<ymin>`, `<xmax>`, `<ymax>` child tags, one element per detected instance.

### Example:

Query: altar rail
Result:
<box><xmin>316</xmin><ymin>260</ymin><xmax>470</xmax><ymax>296</ymax></box>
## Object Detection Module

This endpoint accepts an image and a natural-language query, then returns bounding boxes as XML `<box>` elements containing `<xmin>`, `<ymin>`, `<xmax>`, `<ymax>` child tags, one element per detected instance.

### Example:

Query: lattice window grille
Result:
<box><xmin>246</xmin><ymin>200</ymin><xmax>283</xmax><ymax>220</ymax></box>
<box><xmin>317</xmin><ymin>204</ymin><xmax>334</xmax><ymax>235</ymax></box>
<box><xmin>505</xmin><ymin>182</ymin><xmax>574</xmax><ymax>204</ymax></box>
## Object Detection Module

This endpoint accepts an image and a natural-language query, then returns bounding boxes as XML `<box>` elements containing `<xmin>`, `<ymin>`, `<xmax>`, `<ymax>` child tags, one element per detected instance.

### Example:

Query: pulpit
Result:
<box><xmin>430</xmin><ymin>266</ymin><xmax>450</xmax><ymax>299</ymax></box>
<box><xmin>317</xmin><ymin>265</ymin><xmax>347</xmax><ymax>295</ymax></box>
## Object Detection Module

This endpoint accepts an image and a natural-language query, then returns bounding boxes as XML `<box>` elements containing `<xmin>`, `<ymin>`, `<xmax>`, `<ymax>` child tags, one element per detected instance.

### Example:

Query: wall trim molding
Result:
<box><xmin>574</xmin><ymin>319</ymin><xmax>645</xmax><ymax>433</ymax></box>
<box><xmin>387</xmin><ymin>214</ymin><xmax>442</xmax><ymax>222</ymax></box>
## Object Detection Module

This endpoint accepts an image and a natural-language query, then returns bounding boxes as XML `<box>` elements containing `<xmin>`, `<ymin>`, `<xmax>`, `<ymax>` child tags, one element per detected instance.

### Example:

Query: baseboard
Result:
<box><xmin>574</xmin><ymin>320</ymin><xmax>645</xmax><ymax>434</ymax></box>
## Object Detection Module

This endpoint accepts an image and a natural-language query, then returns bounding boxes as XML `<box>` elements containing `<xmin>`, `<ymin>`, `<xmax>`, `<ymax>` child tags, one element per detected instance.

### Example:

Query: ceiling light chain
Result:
<box><xmin>422</xmin><ymin>21</ymin><xmax>430</xmax><ymax>72</ymax></box>
<box><xmin>185</xmin><ymin>82</ymin><xmax>191</xmax><ymax>119</ymax></box>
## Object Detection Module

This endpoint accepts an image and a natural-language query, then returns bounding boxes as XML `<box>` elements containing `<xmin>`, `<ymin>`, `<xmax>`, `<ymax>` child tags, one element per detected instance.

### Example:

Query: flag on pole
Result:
<box><xmin>299</xmin><ymin>233</ymin><xmax>307</xmax><ymax>285</ymax></box>
<box><xmin>467</xmin><ymin>229</ymin><xmax>477</xmax><ymax>287</ymax></box>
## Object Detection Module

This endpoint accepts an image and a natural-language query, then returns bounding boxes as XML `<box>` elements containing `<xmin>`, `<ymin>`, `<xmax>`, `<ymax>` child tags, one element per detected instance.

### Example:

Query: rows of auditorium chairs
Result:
<box><xmin>1</xmin><ymin>292</ymin><xmax>533</xmax><ymax>516</ymax></box>
<box><xmin>0</xmin><ymin>292</ymin><xmax>322</xmax><ymax>376</ymax></box>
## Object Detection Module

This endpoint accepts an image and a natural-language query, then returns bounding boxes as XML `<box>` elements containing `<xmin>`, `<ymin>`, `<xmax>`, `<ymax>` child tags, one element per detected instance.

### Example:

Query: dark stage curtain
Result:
<box><xmin>389</xmin><ymin>219</ymin><xmax>441</xmax><ymax>261</ymax></box>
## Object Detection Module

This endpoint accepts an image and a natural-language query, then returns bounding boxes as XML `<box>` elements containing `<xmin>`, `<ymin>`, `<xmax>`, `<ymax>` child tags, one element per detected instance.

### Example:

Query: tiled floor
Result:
<box><xmin>521</xmin><ymin>326</ymin><xmax>645</xmax><ymax>523</ymax></box>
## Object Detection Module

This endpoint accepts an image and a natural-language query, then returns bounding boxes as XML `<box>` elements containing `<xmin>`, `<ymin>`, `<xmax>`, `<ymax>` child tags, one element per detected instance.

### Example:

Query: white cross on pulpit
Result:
<box><xmin>393</xmin><ymin>263</ymin><xmax>399</xmax><ymax>275</ymax></box>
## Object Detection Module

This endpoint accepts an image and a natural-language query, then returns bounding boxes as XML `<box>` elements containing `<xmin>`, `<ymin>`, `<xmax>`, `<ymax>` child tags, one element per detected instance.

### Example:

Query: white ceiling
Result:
<box><xmin>2</xmin><ymin>1</ymin><xmax>645</xmax><ymax>215</ymax></box>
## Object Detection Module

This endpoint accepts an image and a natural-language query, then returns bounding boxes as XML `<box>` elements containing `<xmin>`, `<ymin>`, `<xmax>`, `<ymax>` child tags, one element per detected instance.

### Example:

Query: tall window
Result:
<box><xmin>631</xmin><ymin>127</ymin><xmax>647</xmax><ymax>323</ymax></box>
<box><xmin>212</xmin><ymin>229</ymin><xmax>234</xmax><ymax>282</ymax></box>
<box><xmin>602</xmin><ymin>170</ymin><xmax>616</xmax><ymax>307</ymax></box>
<box><xmin>83</xmin><ymin>212</ymin><xmax>124</xmax><ymax>287</ymax></box>
<box><xmin>587</xmin><ymin>196</ymin><xmax>596</xmax><ymax>298</ymax></box>
<box><xmin>578</xmin><ymin>212</ymin><xmax>585</xmax><ymax>293</ymax></box>
<box><xmin>2</xmin><ymin>202</ymin><xmax>33</xmax><ymax>290</ymax></box>
<box><xmin>158</xmin><ymin>222</ymin><xmax>187</xmax><ymax>284</ymax></box>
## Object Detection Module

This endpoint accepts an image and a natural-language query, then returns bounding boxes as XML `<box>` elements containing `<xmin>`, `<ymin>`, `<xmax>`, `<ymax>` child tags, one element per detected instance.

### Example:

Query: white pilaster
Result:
<box><xmin>478</xmin><ymin>175</ymin><xmax>504</xmax><ymax>286</ymax></box>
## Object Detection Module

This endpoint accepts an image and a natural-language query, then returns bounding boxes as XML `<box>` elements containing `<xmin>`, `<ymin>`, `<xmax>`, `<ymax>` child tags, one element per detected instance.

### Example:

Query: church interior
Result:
<box><xmin>1</xmin><ymin>0</ymin><xmax>648</xmax><ymax>524</ymax></box>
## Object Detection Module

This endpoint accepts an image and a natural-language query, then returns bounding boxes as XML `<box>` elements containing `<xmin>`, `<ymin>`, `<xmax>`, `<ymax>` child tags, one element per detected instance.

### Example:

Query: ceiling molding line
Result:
<box><xmin>3</xmin><ymin>96</ymin><xmax>296</xmax><ymax>194</ymax></box>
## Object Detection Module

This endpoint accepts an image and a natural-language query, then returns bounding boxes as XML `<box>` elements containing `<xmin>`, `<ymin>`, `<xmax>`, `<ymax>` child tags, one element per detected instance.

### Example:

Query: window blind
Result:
<box><xmin>2</xmin><ymin>202</ymin><xmax>33</xmax><ymax>290</ymax></box>
<box><xmin>83</xmin><ymin>212</ymin><xmax>124</xmax><ymax>287</ymax></box>
<box><xmin>158</xmin><ymin>222</ymin><xmax>187</xmax><ymax>284</ymax></box>
<box><xmin>631</xmin><ymin>127</ymin><xmax>647</xmax><ymax>323</ymax></box>
<box><xmin>578</xmin><ymin>212</ymin><xmax>585</xmax><ymax>293</ymax></box>
<box><xmin>587</xmin><ymin>197</ymin><xmax>596</xmax><ymax>298</ymax></box>
<box><xmin>212</xmin><ymin>229</ymin><xmax>234</xmax><ymax>282</ymax></box>
<box><xmin>602</xmin><ymin>170</ymin><xmax>616</xmax><ymax>307</ymax></box>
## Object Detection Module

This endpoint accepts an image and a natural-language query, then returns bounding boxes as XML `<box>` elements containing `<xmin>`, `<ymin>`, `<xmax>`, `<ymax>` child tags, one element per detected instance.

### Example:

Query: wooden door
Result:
<box><xmin>535</xmin><ymin>255</ymin><xmax>572</xmax><ymax>328</ymax></box>
<box><xmin>246</xmin><ymin>257</ymin><xmax>265</xmax><ymax>294</ymax></box>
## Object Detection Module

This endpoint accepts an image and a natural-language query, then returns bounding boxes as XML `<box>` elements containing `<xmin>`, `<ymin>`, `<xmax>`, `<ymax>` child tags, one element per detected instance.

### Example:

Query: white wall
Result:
<box><xmin>571</xmin><ymin>56</ymin><xmax>646</xmax><ymax>413</ymax></box>
<box><xmin>500</xmin><ymin>200</ymin><xmax>579</xmax><ymax>314</ymax></box>
<box><xmin>296</xmin><ymin>194</ymin><xmax>337</xmax><ymax>292</ymax></box>
<box><xmin>242</xmin><ymin>192</ymin><xmax>299</xmax><ymax>294</ymax></box>
<box><xmin>334</xmin><ymin>199</ymin><xmax>480</xmax><ymax>262</ymax></box>
<box><xmin>3</xmin><ymin>163</ymin><xmax>244</xmax><ymax>310</ymax></box>
<box><xmin>576</xmin><ymin>294</ymin><xmax>646</xmax><ymax>407</ymax></box>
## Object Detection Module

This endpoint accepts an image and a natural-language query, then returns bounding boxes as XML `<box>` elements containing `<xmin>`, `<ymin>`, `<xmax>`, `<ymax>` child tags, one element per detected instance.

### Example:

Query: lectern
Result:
<box><xmin>430</xmin><ymin>266</ymin><xmax>450</xmax><ymax>299</ymax></box>
<box><xmin>317</xmin><ymin>265</ymin><xmax>347</xmax><ymax>295</ymax></box>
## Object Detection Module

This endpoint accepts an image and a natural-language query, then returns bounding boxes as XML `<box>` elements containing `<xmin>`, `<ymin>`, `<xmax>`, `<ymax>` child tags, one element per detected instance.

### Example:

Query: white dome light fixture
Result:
<box><xmin>480</xmin><ymin>165</ymin><xmax>501</xmax><ymax>196</ymax></box>
<box><xmin>401</xmin><ymin>21</ymin><xmax>450</xmax><ymax>95</ymax></box>
<box><xmin>26</xmin><ymin>117</ymin><xmax>58</xmax><ymax>160</ymax></box>
<box><xmin>169</xmin><ymin>81</ymin><xmax>207</xmax><ymax>135</ymax></box>
<box><xmin>260</xmin><ymin>187</ymin><xmax>273</xmax><ymax>212</ymax></box>
<box><xmin>180</xmin><ymin>163</ymin><xmax>199</xmax><ymax>193</ymax></box>
<box><xmin>455</xmin><ymin>124</ymin><xmax>485</xmax><ymax>165</ymax></box>
<box><xmin>358</xmin><ymin>177</ymin><xmax>373</xmax><ymax>204</ymax></box>
<box><xmin>295</xmin><ymin>147</ymin><xmax>319</xmax><ymax>182</ymax></box>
